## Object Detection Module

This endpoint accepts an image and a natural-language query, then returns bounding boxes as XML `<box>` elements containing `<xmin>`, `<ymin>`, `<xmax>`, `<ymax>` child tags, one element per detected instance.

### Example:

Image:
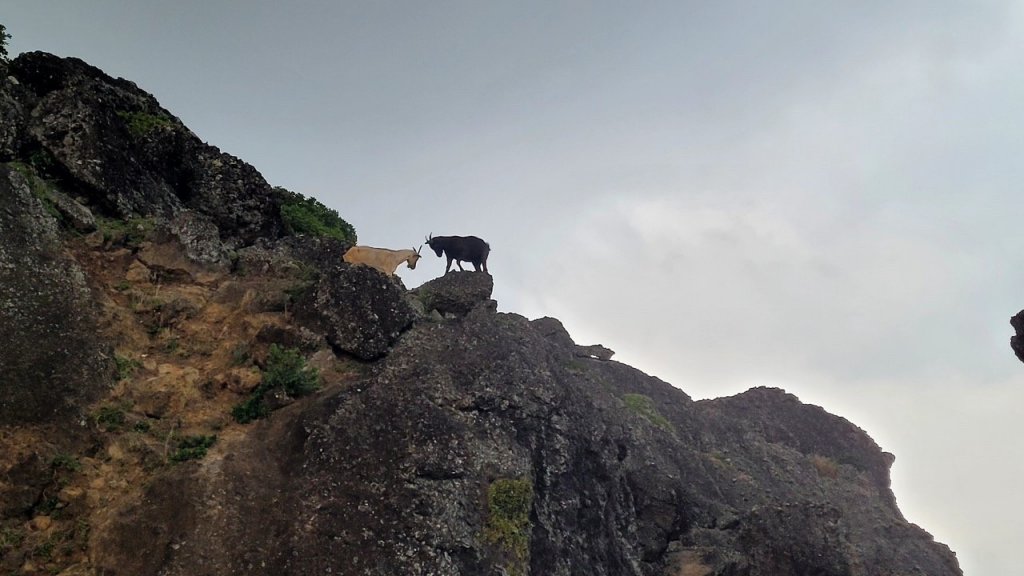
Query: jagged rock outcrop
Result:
<box><xmin>92</xmin><ymin>275</ymin><xmax>960</xmax><ymax>576</ymax></box>
<box><xmin>3</xmin><ymin>52</ymin><xmax>283</xmax><ymax>246</ymax></box>
<box><xmin>0</xmin><ymin>165</ymin><xmax>112</xmax><ymax>424</ymax></box>
<box><xmin>293</xmin><ymin>264</ymin><xmax>416</xmax><ymax>360</ymax></box>
<box><xmin>1010</xmin><ymin>310</ymin><xmax>1024</xmax><ymax>363</ymax></box>
<box><xmin>410</xmin><ymin>270</ymin><xmax>495</xmax><ymax>317</ymax></box>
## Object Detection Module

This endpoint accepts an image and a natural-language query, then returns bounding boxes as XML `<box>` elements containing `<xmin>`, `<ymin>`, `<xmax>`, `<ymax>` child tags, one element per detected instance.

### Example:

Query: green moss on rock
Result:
<box><xmin>484</xmin><ymin>477</ymin><xmax>534</xmax><ymax>576</ymax></box>
<box><xmin>623</xmin><ymin>393</ymin><xmax>674</xmax><ymax>432</ymax></box>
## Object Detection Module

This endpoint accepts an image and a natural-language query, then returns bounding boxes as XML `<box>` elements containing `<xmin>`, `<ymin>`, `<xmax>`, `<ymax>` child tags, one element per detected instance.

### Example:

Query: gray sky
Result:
<box><xmin>7</xmin><ymin>2</ymin><xmax>1023</xmax><ymax>573</ymax></box>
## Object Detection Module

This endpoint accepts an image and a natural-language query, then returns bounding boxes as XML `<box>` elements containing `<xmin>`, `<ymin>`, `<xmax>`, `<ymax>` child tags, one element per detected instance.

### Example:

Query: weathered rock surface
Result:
<box><xmin>0</xmin><ymin>166</ymin><xmax>112</xmax><ymax>424</ymax></box>
<box><xmin>5</xmin><ymin>51</ymin><xmax>283</xmax><ymax>246</ymax></box>
<box><xmin>411</xmin><ymin>270</ymin><xmax>495</xmax><ymax>317</ymax></box>
<box><xmin>94</xmin><ymin>302</ymin><xmax>960</xmax><ymax>576</ymax></box>
<box><xmin>235</xmin><ymin>235</ymin><xmax>352</xmax><ymax>278</ymax></box>
<box><xmin>294</xmin><ymin>263</ymin><xmax>416</xmax><ymax>360</ymax></box>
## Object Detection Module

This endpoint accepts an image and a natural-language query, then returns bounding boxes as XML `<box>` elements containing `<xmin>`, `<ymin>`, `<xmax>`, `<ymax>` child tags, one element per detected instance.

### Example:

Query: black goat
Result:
<box><xmin>425</xmin><ymin>233</ymin><xmax>490</xmax><ymax>274</ymax></box>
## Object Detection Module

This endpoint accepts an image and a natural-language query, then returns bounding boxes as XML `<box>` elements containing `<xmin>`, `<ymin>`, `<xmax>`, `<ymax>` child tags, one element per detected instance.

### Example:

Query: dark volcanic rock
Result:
<box><xmin>0</xmin><ymin>165</ymin><xmax>112</xmax><ymax>424</ymax></box>
<box><xmin>235</xmin><ymin>235</ymin><xmax>352</xmax><ymax>278</ymax></box>
<box><xmin>530</xmin><ymin>316</ymin><xmax>576</xmax><ymax>349</ymax></box>
<box><xmin>294</xmin><ymin>264</ymin><xmax>415</xmax><ymax>360</ymax></box>
<box><xmin>0</xmin><ymin>76</ymin><xmax>30</xmax><ymax>160</ymax></box>
<box><xmin>697</xmin><ymin>386</ymin><xmax>896</xmax><ymax>498</ymax></box>
<box><xmin>95</xmin><ymin>304</ymin><xmax>961</xmax><ymax>576</ymax></box>
<box><xmin>6</xmin><ymin>51</ymin><xmax>283</xmax><ymax>245</ymax></box>
<box><xmin>11</xmin><ymin>52</ymin><xmax>183</xmax><ymax>217</ymax></box>
<box><xmin>1010</xmin><ymin>309</ymin><xmax>1024</xmax><ymax>363</ymax></box>
<box><xmin>412</xmin><ymin>270</ymin><xmax>494</xmax><ymax>316</ymax></box>
<box><xmin>135</xmin><ymin>210</ymin><xmax>234</xmax><ymax>279</ymax></box>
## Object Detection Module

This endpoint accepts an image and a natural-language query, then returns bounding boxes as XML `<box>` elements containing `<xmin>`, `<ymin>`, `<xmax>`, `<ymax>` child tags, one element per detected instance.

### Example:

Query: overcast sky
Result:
<box><xmin>7</xmin><ymin>3</ymin><xmax>1023</xmax><ymax>573</ymax></box>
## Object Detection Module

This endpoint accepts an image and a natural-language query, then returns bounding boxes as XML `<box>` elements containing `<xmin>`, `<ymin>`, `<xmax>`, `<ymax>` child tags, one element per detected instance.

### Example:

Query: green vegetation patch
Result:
<box><xmin>231</xmin><ymin>393</ymin><xmax>270</xmax><ymax>424</ymax></box>
<box><xmin>275</xmin><ymin>187</ymin><xmax>357</xmax><ymax>245</ymax></box>
<box><xmin>263</xmin><ymin>344</ymin><xmax>321</xmax><ymax>396</ymax></box>
<box><xmin>622</xmin><ymin>393</ymin><xmax>674</xmax><ymax>432</ymax></box>
<box><xmin>117</xmin><ymin>110</ymin><xmax>174</xmax><ymax>137</ymax></box>
<box><xmin>96</xmin><ymin>215</ymin><xmax>155</xmax><ymax>247</ymax></box>
<box><xmin>93</xmin><ymin>404</ymin><xmax>127</xmax><ymax>432</ymax></box>
<box><xmin>232</xmin><ymin>344</ymin><xmax>320</xmax><ymax>423</ymax></box>
<box><xmin>0</xmin><ymin>527</ymin><xmax>25</xmax><ymax>552</ymax></box>
<box><xmin>484</xmin><ymin>477</ymin><xmax>534</xmax><ymax>576</ymax></box>
<box><xmin>230</xmin><ymin>343</ymin><xmax>251</xmax><ymax>367</ymax></box>
<box><xmin>170</xmin><ymin>434</ymin><xmax>217</xmax><ymax>462</ymax></box>
<box><xmin>114</xmin><ymin>355</ymin><xmax>142</xmax><ymax>381</ymax></box>
<box><xmin>51</xmin><ymin>453</ymin><xmax>82</xmax><ymax>473</ymax></box>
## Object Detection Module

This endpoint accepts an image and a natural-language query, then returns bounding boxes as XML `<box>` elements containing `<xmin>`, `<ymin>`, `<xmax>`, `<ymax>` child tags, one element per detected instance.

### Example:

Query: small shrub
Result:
<box><xmin>170</xmin><ymin>435</ymin><xmax>217</xmax><ymax>462</ymax></box>
<box><xmin>27</xmin><ymin>149</ymin><xmax>56</xmax><ymax>173</ymax></box>
<box><xmin>164</xmin><ymin>337</ymin><xmax>180</xmax><ymax>354</ymax></box>
<box><xmin>0</xmin><ymin>23</ymin><xmax>11</xmax><ymax>63</ymax></box>
<box><xmin>484</xmin><ymin>477</ymin><xmax>534</xmax><ymax>576</ymax></box>
<box><xmin>622</xmin><ymin>393</ymin><xmax>673</xmax><ymax>432</ymax></box>
<box><xmin>230</xmin><ymin>343</ymin><xmax>251</xmax><ymax>366</ymax></box>
<box><xmin>231</xmin><ymin>395</ymin><xmax>270</xmax><ymax>424</ymax></box>
<box><xmin>232</xmin><ymin>345</ymin><xmax>320</xmax><ymax>423</ymax></box>
<box><xmin>284</xmin><ymin>280</ymin><xmax>315</xmax><ymax>307</ymax></box>
<box><xmin>117</xmin><ymin>110</ymin><xmax>173</xmax><ymax>137</ymax></box>
<box><xmin>114</xmin><ymin>355</ymin><xmax>141</xmax><ymax>381</ymax></box>
<box><xmin>811</xmin><ymin>455</ymin><xmax>840</xmax><ymax>479</ymax></box>
<box><xmin>51</xmin><ymin>453</ymin><xmax>82</xmax><ymax>473</ymax></box>
<box><xmin>32</xmin><ymin>538</ymin><xmax>55</xmax><ymax>561</ymax></box>
<box><xmin>33</xmin><ymin>496</ymin><xmax>59</xmax><ymax>516</ymax></box>
<box><xmin>263</xmin><ymin>344</ymin><xmax>320</xmax><ymax>396</ymax></box>
<box><xmin>275</xmin><ymin>187</ymin><xmax>356</xmax><ymax>245</ymax></box>
<box><xmin>93</xmin><ymin>404</ymin><xmax>126</xmax><ymax>432</ymax></box>
<box><xmin>0</xmin><ymin>527</ymin><xmax>25</xmax><ymax>551</ymax></box>
<box><xmin>96</xmin><ymin>216</ymin><xmax>154</xmax><ymax>247</ymax></box>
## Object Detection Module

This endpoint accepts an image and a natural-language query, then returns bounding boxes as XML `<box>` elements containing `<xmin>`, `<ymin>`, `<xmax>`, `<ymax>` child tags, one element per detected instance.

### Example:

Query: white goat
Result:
<box><xmin>343</xmin><ymin>245</ymin><xmax>422</xmax><ymax>277</ymax></box>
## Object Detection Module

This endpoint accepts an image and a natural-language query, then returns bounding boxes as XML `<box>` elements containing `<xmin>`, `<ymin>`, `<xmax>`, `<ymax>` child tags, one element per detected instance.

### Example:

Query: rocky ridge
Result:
<box><xmin>0</xmin><ymin>52</ymin><xmax>962</xmax><ymax>576</ymax></box>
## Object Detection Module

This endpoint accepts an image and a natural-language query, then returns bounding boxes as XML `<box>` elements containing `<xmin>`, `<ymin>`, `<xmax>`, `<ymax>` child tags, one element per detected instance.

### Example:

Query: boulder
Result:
<box><xmin>47</xmin><ymin>187</ymin><xmax>96</xmax><ymax>232</ymax></box>
<box><xmin>294</xmin><ymin>264</ymin><xmax>415</xmax><ymax>360</ymax></box>
<box><xmin>531</xmin><ymin>316</ymin><xmax>576</xmax><ymax>348</ymax></box>
<box><xmin>235</xmin><ymin>236</ymin><xmax>351</xmax><ymax>279</ymax></box>
<box><xmin>411</xmin><ymin>271</ymin><xmax>494</xmax><ymax>317</ymax></box>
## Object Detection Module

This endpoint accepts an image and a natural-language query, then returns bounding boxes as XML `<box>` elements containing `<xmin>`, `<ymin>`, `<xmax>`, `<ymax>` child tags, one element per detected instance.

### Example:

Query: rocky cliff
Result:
<box><xmin>0</xmin><ymin>52</ymin><xmax>961</xmax><ymax>576</ymax></box>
